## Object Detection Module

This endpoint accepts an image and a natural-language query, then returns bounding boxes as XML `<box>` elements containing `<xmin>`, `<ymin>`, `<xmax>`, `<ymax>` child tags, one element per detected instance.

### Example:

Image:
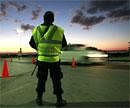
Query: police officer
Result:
<box><xmin>29</xmin><ymin>11</ymin><xmax>67</xmax><ymax>106</ymax></box>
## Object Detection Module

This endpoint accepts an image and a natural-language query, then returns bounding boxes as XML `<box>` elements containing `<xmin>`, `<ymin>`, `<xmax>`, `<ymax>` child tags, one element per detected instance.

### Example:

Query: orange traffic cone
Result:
<box><xmin>71</xmin><ymin>57</ymin><xmax>76</xmax><ymax>68</ymax></box>
<box><xmin>32</xmin><ymin>56</ymin><xmax>36</xmax><ymax>64</ymax></box>
<box><xmin>2</xmin><ymin>59</ymin><xmax>9</xmax><ymax>78</ymax></box>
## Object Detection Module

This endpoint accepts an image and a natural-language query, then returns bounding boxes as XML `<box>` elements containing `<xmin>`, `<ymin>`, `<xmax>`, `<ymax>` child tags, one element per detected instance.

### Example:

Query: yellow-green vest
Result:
<box><xmin>32</xmin><ymin>24</ymin><xmax>63</xmax><ymax>62</ymax></box>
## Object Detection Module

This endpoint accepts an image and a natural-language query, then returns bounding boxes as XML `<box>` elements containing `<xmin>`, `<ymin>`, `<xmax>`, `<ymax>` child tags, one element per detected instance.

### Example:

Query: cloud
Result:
<box><xmin>87</xmin><ymin>0</ymin><xmax>128</xmax><ymax>14</ymax></box>
<box><xmin>71</xmin><ymin>10</ymin><xmax>105</xmax><ymax>29</ymax></box>
<box><xmin>0</xmin><ymin>0</ymin><xmax>27</xmax><ymax>20</ymax></box>
<box><xmin>0</xmin><ymin>1</ymin><xmax>42</xmax><ymax>22</ymax></box>
<box><xmin>0</xmin><ymin>1</ymin><xmax>9</xmax><ymax>17</ymax></box>
<box><xmin>31</xmin><ymin>6</ymin><xmax>42</xmax><ymax>20</ymax></box>
<box><xmin>14</xmin><ymin>19</ymin><xmax>22</xmax><ymax>23</ymax></box>
<box><xmin>87</xmin><ymin>0</ymin><xmax>130</xmax><ymax>22</ymax></box>
<box><xmin>21</xmin><ymin>24</ymin><xmax>34</xmax><ymax>31</ymax></box>
<box><xmin>71</xmin><ymin>0</ymin><xmax>130</xmax><ymax>29</ymax></box>
<box><xmin>8</xmin><ymin>1</ymin><xmax>27</xmax><ymax>12</ymax></box>
<box><xmin>107</xmin><ymin>7</ymin><xmax>130</xmax><ymax>22</ymax></box>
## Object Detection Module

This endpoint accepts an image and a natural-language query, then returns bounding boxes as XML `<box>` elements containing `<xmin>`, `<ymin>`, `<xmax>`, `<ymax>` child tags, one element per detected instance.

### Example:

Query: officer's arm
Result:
<box><xmin>29</xmin><ymin>36</ymin><xmax>37</xmax><ymax>50</ymax></box>
<box><xmin>62</xmin><ymin>34</ymin><xmax>67</xmax><ymax>48</ymax></box>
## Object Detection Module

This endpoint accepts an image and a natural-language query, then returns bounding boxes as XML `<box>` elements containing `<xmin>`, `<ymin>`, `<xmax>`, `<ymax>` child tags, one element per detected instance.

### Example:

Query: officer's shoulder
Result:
<box><xmin>33</xmin><ymin>24</ymin><xmax>44</xmax><ymax>31</ymax></box>
<box><xmin>32</xmin><ymin>24</ymin><xmax>41</xmax><ymax>33</ymax></box>
<box><xmin>33</xmin><ymin>25</ymin><xmax>40</xmax><ymax>30</ymax></box>
<box><xmin>55</xmin><ymin>25</ymin><xmax>64</xmax><ymax>31</ymax></box>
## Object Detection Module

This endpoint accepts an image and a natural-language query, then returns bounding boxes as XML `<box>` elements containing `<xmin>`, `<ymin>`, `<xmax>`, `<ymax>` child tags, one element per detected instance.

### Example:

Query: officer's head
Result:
<box><xmin>43</xmin><ymin>11</ymin><xmax>54</xmax><ymax>24</ymax></box>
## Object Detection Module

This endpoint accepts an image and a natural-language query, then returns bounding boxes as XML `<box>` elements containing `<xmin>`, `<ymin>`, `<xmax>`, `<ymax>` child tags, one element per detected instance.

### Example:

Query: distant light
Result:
<box><xmin>86</xmin><ymin>50</ymin><xmax>108</xmax><ymax>57</ymax></box>
<box><xmin>87</xmin><ymin>54</ymin><xmax>108</xmax><ymax>57</ymax></box>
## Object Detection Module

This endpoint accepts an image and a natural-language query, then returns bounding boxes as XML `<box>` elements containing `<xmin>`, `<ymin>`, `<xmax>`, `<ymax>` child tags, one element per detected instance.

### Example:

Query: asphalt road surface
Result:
<box><xmin>0</xmin><ymin>59</ymin><xmax>129</xmax><ymax>108</ymax></box>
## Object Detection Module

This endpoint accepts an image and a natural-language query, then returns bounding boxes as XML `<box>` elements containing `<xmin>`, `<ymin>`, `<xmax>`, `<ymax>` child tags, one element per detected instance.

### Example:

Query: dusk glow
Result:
<box><xmin>0</xmin><ymin>0</ymin><xmax>129</xmax><ymax>52</ymax></box>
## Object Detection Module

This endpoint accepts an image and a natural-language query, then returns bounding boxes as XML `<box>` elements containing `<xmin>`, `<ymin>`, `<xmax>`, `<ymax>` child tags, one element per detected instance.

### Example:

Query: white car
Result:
<box><xmin>60</xmin><ymin>44</ymin><xmax>108</xmax><ymax>64</ymax></box>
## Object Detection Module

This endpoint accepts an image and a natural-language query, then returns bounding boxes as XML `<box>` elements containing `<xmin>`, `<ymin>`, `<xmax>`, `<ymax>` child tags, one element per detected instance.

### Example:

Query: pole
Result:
<box><xmin>31</xmin><ymin>64</ymin><xmax>37</xmax><ymax>76</ymax></box>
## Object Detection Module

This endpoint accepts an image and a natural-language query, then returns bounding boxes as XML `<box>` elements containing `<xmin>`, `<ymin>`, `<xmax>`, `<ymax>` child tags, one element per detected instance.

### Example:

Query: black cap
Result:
<box><xmin>43</xmin><ymin>11</ymin><xmax>54</xmax><ymax>23</ymax></box>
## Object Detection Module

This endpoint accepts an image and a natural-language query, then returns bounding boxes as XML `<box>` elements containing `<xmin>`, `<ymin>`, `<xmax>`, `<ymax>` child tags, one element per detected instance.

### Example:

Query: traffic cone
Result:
<box><xmin>71</xmin><ymin>57</ymin><xmax>76</xmax><ymax>68</ymax></box>
<box><xmin>1</xmin><ymin>59</ymin><xmax>9</xmax><ymax>78</ymax></box>
<box><xmin>32</xmin><ymin>56</ymin><xmax>36</xmax><ymax>64</ymax></box>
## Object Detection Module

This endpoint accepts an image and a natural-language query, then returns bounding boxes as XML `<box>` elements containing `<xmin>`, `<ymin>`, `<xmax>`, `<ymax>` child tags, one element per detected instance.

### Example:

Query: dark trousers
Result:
<box><xmin>36</xmin><ymin>61</ymin><xmax>63</xmax><ymax>97</ymax></box>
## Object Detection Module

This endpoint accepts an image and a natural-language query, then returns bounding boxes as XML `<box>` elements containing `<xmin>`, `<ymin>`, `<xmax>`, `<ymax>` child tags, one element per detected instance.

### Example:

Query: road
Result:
<box><xmin>0</xmin><ymin>58</ymin><xmax>129</xmax><ymax>108</ymax></box>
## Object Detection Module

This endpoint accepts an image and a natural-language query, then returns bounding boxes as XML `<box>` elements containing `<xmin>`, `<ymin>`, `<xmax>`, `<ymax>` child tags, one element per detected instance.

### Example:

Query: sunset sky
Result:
<box><xmin>0</xmin><ymin>0</ymin><xmax>130</xmax><ymax>52</ymax></box>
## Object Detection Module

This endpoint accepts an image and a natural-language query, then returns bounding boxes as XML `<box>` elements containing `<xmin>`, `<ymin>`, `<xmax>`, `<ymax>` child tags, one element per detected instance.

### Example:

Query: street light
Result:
<box><xmin>16</xmin><ymin>28</ymin><xmax>23</xmax><ymax>59</ymax></box>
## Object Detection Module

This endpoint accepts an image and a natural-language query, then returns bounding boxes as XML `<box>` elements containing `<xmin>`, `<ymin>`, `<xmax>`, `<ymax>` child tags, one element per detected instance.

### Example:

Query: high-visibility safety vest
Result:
<box><xmin>32</xmin><ymin>24</ymin><xmax>63</xmax><ymax>62</ymax></box>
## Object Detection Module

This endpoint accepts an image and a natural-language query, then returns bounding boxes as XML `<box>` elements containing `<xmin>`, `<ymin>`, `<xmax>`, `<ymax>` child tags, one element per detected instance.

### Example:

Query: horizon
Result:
<box><xmin>0</xmin><ymin>46</ymin><xmax>129</xmax><ymax>54</ymax></box>
<box><xmin>0</xmin><ymin>0</ymin><xmax>129</xmax><ymax>52</ymax></box>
